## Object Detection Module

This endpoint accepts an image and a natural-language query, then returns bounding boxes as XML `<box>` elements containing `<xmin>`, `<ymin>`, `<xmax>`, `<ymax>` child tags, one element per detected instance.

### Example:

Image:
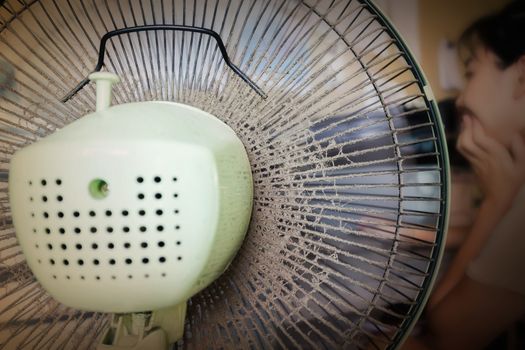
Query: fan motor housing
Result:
<box><xmin>9</xmin><ymin>101</ymin><xmax>253</xmax><ymax>313</ymax></box>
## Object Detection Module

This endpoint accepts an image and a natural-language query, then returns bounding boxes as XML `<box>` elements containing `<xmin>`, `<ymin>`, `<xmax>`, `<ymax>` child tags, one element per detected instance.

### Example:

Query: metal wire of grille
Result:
<box><xmin>0</xmin><ymin>0</ymin><xmax>448</xmax><ymax>349</ymax></box>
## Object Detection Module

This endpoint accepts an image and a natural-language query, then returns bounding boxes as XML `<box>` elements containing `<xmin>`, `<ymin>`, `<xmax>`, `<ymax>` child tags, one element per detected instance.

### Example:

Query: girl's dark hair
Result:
<box><xmin>459</xmin><ymin>0</ymin><xmax>525</xmax><ymax>68</ymax></box>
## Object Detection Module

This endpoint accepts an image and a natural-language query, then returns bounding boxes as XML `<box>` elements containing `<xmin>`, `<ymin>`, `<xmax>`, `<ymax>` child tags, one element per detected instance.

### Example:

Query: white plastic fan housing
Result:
<box><xmin>8</xmin><ymin>74</ymin><xmax>253</xmax><ymax>313</ymax></box>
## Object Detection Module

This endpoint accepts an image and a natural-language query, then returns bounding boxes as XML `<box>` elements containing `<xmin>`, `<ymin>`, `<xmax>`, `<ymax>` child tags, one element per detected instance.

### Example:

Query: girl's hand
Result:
<box><xmin>456</xmin><ymin>115</ymin><xmax>525</xmax><ymax>213</ymax></box>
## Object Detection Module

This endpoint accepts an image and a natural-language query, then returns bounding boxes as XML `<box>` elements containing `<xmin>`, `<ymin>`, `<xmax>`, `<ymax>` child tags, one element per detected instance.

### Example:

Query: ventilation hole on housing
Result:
<box><xmin>161</xmin><ymin>273</ymin><xmax>166</xmax><ymax>277</ymax></box>
<box><xmin>81</xmin><ymin>276</ymin><xmax>85</xmax><ymax>280</ymax></box>
<box><xmin>138</xmin><ymin>210</ymin><xmax>145</xmax><ymax>216</ymax></box>
<box><xmin>44</xmin><ymin>212</ymin><xmax>49</xmax><ymax>218</ymax></box>
<box><xmin>90</xmin><ymin>227</ymin><xmax>97</xmax><ymax>233</ymax></box>
<box><xmin>174</xmin><ymin>209</ymin><xmax>179</xmax><ymax>214</ymax></box>
<box><xmin>78</xmin><ymin>259</ymin><xmax>84</xmax><ymax>266</ymax></box>
<box><xmin>107</xmin><ymin>227</ymin><xmax>113</xmax><ymax>233</ymax></box>
<box><xmin>109</xmin><ymin>259</ymin><xmax>116</xmax><ymax>265</ymax></box>
<box><xmin>105</xmin><ymin>210</ymin><xmax>112</xmax><ymax>217</ymax></box>
<box><xmin>125</xmin><ymin>258</ymin><xmax>132</xmax><ymax>265</ymax></box>
<box><xmin>59</xmin><ymin>228</ymin><xmax>65</xmax><ymax>234</ymax></box>
<box><xmin>50</xmin><ymin>259</ymin><xmax>55</xmax><ymax>265</ymax></box>
<box><xmin>56</xmin><ymin>179</ymin><xmax>62</xmax><ymax>185</ymax></box>
<box><xmin>89</xmin><ymin>179</ymin><xmax>109</xmax><ymax>199</ymax></box>
<box><xmin>124</xmin><ymin>242</ymin><xmax>131</xmax><ymax>249</ymax></box>
<box><xmin>75</xmin><ymin>227</ymin><xmax>81</xmax><ymax>234</ymax></box>
<box><xmin>108</xmin><ymin>243</ymin><xmax>114</xmax><ymax>249</ymax></box>
<box><xmin>29</xmin><ymin>180</ymin><xmax>33</xmax><ymax>186</ymax></box>
<box><xmin>123</xmin><ymin>226</ymin><xmax>130</xmax><ymax>233</ymax></box>
<box><xmin>157</xmin><ymin>225</ymin><xmax>164</xmax><ymax>232</ymax></box>
<box><xmin>122</xmin><ymin>210</ymin><xmax>129</xmax><ymax>216</ymax></box>
<box><xmin>61</xmin><ymin>244</ymin><xmax>67</xmax><ymax>250</ymax></box>
<box><xmin>142</xmin><ymin>258</ymin><xmax>149</xmax><ymax>264</ymax></box>
<box><xmin>128</xmin><ymin>275</ymin><xmax>133</xmax><ymax>279</ymax></box>
<box><xmin>30</xmin><ymin>197</ymin><xmax>33</xmax><ymax>202</ymax></box>
<box><xmin>57</xmin><ymin>195</ymin><xmax>63</xmax><ymax>202</ymax></box>
<box><xmin>58</xmin><ymin>212</ymin><xmax>64</xmax><ymax>218</ymax></box>
<box><xmin>176</xmin><ymin>241</ymin><xmax>181</xmax><ymax>246</ymax></box>
<box><xmin>33</xmin><ymin>228</ymin><xmax>36</xmax><ymax>233</ymax></box>
<box><xmin>141</xmin><ymin>242</ymin><xmax>148</xmax><ymax>248</ymax></box>
<box><xmin>137</xmin><ymin>177</ymin><xmax>144</xmax><ymax>183</ymax></box>
<box><xmin>37</xmin><ymin>259</ymin><xmax>41</xmax><ymax>264</ymax></box>
<box><xmin>96</xmin><ymin>276</ymin><xmax>100</xmax><ymax>280</ymax></box>
<box><xmin>45</xmin><ymin>228</ymin><xmax>51</xmax><ymax>234</ymax></box>
<box><xmin>74</xmin><ymin>211</ymin><xmax>80</xmax><ymax>217</ymax></box>
<box><xmin>31</xmin><ymin>213</ymin><xmax>35</xmax><ymax>218</ymax></box>
<box><xmin>42</xmin><ymin>196</ymin><xmax>48</xmax><ymax>202</ymax></box>
<box><xmin>145</xmin><ymin>274</ymin><xmax>149</xmax><ymax>278</ymax></box>
<box><xmin>138</xmin><ymin>193</ymin><xmax>145</xmax><ymax>200</ymax></box>
<box><xmin>76</xmin><ymin>244</ymin><xmax>82</xmax><ymax>250</ymax></box>
<box><xmin>63</xmin><ymin>259</ymin><xmax>69</xmax><ymax>266</ymax></box>
<box><xmin>154</xmin><ymin>176</ymin><xmax>161</xmax><ymax>183</ymax></box>
<box><xmin>173</xmin><ymin>177</ymin><xmax>177</xmax><ymax>182</ymax></box>
<box><xmin>93</xmin><ymin>259</ymin><xmax>99</xmax><ymax>265</ymax></box>
<box><xmin>177</xmin><ymin>256</ymin><xmax>182</xmax><ymax>261</ymax></box>
<box><xmin>89</xmin><ymin>211</ymin><xmax>96</xmax><ymax>217</ymax></box>
<box><xmin>92</xmin><ymin>243</ymin><xmax>98</xmax><ymax>250</ymax></box>
<box><xmin>47</xmin><ymin>244</ymin><xmax>53</xmax><ymax>250</ymax></box>
<box><xmin>53</xmin><ymin>275</ymin><xmax>56</xmax><ymax>279</ymax></box>
<box><xmin>66</xmin><ymin>275</ymin><xmax>70</xmax><ymax>280</ymax></box>
<box><xmin>111</xmin><ymin>276</ymin><xmax>116</xmax><ymax>280</ymax></box>
<box><xmin>173</xmin><ymin>193</ymin><xmax>178</xmax><ymax>198</ymax></box>
<box><xmin>41</xmin><ymin>179</ymin><xmax>47</xmax><ymax>186</ymax></box>
<box><xmin>155</xmin><ymin>193</ymin><xmax>162</xmax><ymax>199</ymax></box>
<box><xmin>140</xmin><ymin>226</ymin><xmax>147</xmax><ymax>233</ymax></box>
<box><xmin>158</xmin><ymin>241</ymin><xmax>165</xmax><ymax>247</ymax></box>
<box><xmin>35</xmin><ymin>244</ymin><xmax>39</xmax><ymax>249</ymax></box>
<box><xmin>159</xmin><ymin>257</ymin><xmax>166</xmax><ymax>263</ymax></box>
<box><xmin>175</xmin><ymin>225</ymin><xmax>180</xmax><ymax>230</ymax></box>
<box><xmin>156</xmin><ymin>209</ymin><xmax>163</xmax><ymax>216</ymax></box>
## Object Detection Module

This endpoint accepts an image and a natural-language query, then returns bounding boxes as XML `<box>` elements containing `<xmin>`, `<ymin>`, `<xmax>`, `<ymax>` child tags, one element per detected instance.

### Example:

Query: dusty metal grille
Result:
<box><xmin>0</xmin><ymin>0</ymin><xmax>448</xmax><ymax>349</ymax></box>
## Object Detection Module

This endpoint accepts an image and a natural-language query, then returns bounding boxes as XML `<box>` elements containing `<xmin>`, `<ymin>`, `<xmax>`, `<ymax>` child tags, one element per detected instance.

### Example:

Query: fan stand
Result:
<box><xmin>97</xmin><ymin>303</ymin><xmax>187</xmax><ymax>350</ymax></box>
<box><xmin>97</xmin><ymin>313</ymin><xmax>167</xmax><ymax>350</ymax></box>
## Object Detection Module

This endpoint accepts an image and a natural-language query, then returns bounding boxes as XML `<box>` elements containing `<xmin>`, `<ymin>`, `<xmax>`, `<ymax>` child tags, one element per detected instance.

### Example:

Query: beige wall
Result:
<box><xmin>419</xmin><ymin>0</ymin><xmax>510</xmax><ymax>101</ymax></box>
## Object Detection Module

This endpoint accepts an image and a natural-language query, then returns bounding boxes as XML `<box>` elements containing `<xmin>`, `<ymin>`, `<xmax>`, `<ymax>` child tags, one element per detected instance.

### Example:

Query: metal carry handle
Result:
<box><xmin>61</xmin><ymin>24</ymin><xmax>267</xmax><ymax>102</ymax></box>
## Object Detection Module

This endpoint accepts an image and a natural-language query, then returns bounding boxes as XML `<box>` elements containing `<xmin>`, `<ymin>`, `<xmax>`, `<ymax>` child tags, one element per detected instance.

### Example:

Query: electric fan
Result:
<box><xmin>0</xmin><ymin>0</ymin><xmax>449</xmax><ymax>349</ymax></box>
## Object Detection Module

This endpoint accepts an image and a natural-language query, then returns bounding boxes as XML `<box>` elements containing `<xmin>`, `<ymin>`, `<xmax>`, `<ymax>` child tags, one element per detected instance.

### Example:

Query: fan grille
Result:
<box><xmin>0</xmin><ymin>0</ymin><xmax>448</xmax><ymax>349</ymax></box>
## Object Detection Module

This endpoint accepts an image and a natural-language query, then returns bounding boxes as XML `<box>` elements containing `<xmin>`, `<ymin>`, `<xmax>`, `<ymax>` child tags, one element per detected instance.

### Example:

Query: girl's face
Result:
<box><xmin>456</xmin><ymin>47</ymin><xmax>525</xmax><ymax>146</ymax></box>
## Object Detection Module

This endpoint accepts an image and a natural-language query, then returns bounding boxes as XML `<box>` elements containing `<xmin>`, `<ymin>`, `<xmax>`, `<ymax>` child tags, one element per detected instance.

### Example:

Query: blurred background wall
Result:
<box><xmin>375</xmin><ymin>0</ymin><xmax>511</xmax><ymax>101</ymax></box>
<box><xmin>419</xmin><ymin>0</ymin><xmax>511</xmax><ymax>101</ymax></box>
